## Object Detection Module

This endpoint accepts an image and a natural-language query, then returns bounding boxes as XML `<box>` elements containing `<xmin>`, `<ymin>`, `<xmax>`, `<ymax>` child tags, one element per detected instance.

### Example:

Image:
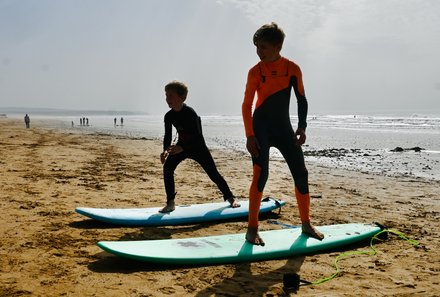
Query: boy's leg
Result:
<box><xmin>191</xmin><ymin>147</ymin><xmax>239</xmax><ymax>207</ymax></box>
<box><xmin>246</xmin><ymin>164</ymin><xmax>265</xmax><ymax>245</ymax></box>
<box><xmin>279</xmin><ymin>137</ymin><xmax>324</xmax><ymax>240</ymax></box>
<box><xmin>246</xmin><ymin>143</ymin><xmax>270</xmax><ymax>246</ymax></box>
<box><xmin>294</xmin><ymin>187</ymin><xmax>323</xmax><ymax>239</ymax></box>
<box><xmin>160</xmin><ymin>152</ymin><xmax>186</xmax><ymax>213</ymax></box>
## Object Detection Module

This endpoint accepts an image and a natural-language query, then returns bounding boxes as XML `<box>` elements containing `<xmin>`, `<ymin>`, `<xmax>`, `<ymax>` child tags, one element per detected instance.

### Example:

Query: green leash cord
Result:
<box><xmin>309</xmin><ymin>229</ymin><xmax>420</xmax><ymax>286</ymax></box>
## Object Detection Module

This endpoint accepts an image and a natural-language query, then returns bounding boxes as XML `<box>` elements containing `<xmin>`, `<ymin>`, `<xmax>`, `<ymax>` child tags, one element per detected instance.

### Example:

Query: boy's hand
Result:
<box><xmin>168</xmin><ymin>145</ymin><xmax>183</xmax><ymax>155</ymax></box>
<box><xmin>246</xmin><ymin>136</ymin><xmax>260</xmax><ymax>157</ymax></box>
<box><xmin>160</xmin><ymin>151</ymin><xmax>168</xmax><ymax>164</ymax></box>
<box><xmin>295</xmin><ymin>128</ymin><xmax>307</xmax><ymax>145</ymax></box>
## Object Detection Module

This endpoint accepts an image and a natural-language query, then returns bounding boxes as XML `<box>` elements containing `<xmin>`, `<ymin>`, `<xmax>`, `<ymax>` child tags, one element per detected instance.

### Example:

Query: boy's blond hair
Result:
<box><xmin>165</xmin><ymin>81</ymin><xmax>188</xmax><ymax>99</ymax></box>
<box><xmin>253</xmin><ymin>22</ymin><xmax>285</xmax><ymax>47</ymax></box>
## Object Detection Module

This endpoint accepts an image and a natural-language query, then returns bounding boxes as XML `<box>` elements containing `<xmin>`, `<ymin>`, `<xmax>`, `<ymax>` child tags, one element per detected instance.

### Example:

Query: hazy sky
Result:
<box><xmin>1</xmin><ymin>0</ymin><xmax>439</xmax><ymax>115</ymax></box>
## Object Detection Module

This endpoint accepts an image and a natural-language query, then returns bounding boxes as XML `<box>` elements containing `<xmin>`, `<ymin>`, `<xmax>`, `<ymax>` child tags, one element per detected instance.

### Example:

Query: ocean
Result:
<box><xmin>7</xmin><ymin>112</ymin><xmax>440</xmax><ymax>181</ymax></box>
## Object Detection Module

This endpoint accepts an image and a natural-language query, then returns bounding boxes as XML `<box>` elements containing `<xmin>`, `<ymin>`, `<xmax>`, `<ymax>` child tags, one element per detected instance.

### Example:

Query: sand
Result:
<box><xmin>1</xmin><ymin>118</ymin><xmax>439</xmax><ymax>297</ymax></box>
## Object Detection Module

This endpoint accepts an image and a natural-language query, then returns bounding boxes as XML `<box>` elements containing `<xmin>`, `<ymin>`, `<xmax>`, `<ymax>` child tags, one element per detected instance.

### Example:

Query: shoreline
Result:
<box><xmin>1</xmin><ymin>118</ymin><xmax>439</xmax><ymax>296</ymax></box>
<box><xmin>7</xmin><ymin>114</ymin><xmax>440</xmax><ymax>182</ymax></box>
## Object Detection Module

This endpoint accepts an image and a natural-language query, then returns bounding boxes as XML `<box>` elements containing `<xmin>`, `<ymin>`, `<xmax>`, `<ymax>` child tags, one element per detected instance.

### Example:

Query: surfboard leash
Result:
<box><xmin>263</xmin><ymin>197</ymin><xmax>283</xmax><ymax>215</ymax></box>
<box><xmin>303</xmin><ymin>226</ymin><xmax>420</xmax><ymax>286</ymax></box>
<box><xmin>269</xmin><ymin>220</ymin><xmax>420</xmax><ymax>288</ymax></box>
<box><xmin>282</xmin><ymin>223</ymin><xmax>420</xmax><ymax>290</ymax></box>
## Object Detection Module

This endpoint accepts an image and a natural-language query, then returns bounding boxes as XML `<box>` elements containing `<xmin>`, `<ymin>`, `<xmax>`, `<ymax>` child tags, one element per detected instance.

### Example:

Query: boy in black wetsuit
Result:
<box><xmin>159</xmin><ymin>81</ymin><xmax>240</xmax><ymax>213</ymax></box>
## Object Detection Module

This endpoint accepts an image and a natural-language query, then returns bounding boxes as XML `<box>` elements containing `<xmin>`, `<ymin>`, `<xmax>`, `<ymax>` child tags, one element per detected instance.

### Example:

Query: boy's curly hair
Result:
<box><xmin>253</xmin><ymin>22</ymin><xmax>285</xmax><ymax>46</ymax></box>
<box><xmin>165</xmin><ymin>81</ymin><xmax>188</xmax><ymax>99</ymax></box>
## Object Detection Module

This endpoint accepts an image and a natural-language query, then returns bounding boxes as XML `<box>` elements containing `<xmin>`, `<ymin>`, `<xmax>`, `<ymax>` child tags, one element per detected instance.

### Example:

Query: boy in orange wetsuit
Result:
<box><xmin>242</xmin><ymin>23</ymin><xmax>324</xmax><ymax>246</ymax></box>
<box><xmin>160</xmin><ymin>81</ymin><xmax>240</xmax><ymax>213</ymax></box>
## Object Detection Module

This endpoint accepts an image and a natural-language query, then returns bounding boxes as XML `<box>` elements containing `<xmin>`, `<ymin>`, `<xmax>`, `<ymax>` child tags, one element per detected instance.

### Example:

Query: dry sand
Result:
<box><xmin>1</xmin><ymin>118</ymin><xmax>439</xmax><ymax>296</ymax></box>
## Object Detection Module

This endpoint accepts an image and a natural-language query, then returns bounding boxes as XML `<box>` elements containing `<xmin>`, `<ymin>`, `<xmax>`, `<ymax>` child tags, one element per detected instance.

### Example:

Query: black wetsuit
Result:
<box><xmin>163</xmin><ymin>104</ymin><xmax>233</xmax><ymax>201</ymax></box>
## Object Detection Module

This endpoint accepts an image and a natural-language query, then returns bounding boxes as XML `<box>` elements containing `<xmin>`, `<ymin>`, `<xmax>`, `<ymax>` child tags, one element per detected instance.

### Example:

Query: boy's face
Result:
<box><xmin>165</xmin><ymin>89</ymin><xmax>185</xmax><ymax>111</ymax></box>
<box><xmin>255</xmin><ymin>40</ymin><xmax>282</xmax><ymax>63</ymax></box>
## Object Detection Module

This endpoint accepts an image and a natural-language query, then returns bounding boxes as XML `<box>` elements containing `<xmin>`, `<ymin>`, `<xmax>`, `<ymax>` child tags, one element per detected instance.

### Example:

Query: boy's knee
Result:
<box><xmin>257</xmin><ymin>169</ymin><xmax>269</xmax><ymax>192</ymax></box>
<box><xmin>294</xmin><ymin>176</ymin><xmax>309</xmax><ymax>194</ymax></box>
<box><xmin>295</xmin><ymin>183</ymin><xmax>309</xmax><ymax>195</ymax></box>
<box><xmin>163</xmin><ymin>165</ymin><xmax>174</xmax><ymax>177</ymax></box>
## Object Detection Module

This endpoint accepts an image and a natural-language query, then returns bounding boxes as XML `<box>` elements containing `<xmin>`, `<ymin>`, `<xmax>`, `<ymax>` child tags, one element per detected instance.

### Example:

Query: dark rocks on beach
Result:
<box><xmin>304</xmin><ymin>148</ymin><xmax>380</xmax><ymax>159</ymax></box>
<box><xmin>302</xmin><ymin>145</ymin><xmax>437</xmax><ymax>180</ymax></box>
<box><xmin>390</xmin><ymin>147</ymin><xmax>424</xmax><ymax>152</ymax></box>
<box><xmin>391</xmin><ymin>147</ymin><xmax>404</xmax><ymax>152</ymax></box>
<box><xmin>304</xmin><ymin>148</ymin><xmax>361</xmax><ymax>158</ymax></box>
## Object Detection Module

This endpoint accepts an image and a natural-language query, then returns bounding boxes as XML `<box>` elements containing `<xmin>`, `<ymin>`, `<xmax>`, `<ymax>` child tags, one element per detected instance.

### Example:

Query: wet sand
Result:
<box><xmin>1</xmin><ymin>118</ymin><xmax>439</xmax><ymax>296</ymax></box>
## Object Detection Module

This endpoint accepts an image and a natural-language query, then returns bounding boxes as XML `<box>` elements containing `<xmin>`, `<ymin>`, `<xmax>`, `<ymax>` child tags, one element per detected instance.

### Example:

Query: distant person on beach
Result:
<box><xmin>114</xmin><ymin>117</ymin><xmax>117</xmax><ymax>126</ymax></box>
<box><xmin>159</xmin><ymin>80</ymin><xmax>240</xmax><ymax>213</ymax></box>
<box><xmin>120</xmin><ymin>117</ymin><xmax>124</xmax><ymax>126</ymax></box>
<box><xmin>24</xmin><ymin>114</ymin><xmax>30</xmax><ymax>128</ymax></box>
<box><xmin>241</xmin><ymin>22</ymin><xmax>324</xmax><ymax>246</ymax></box>
<box><xmin>80</xmin><ymin>118</ymin><xmax>83</xmax><ymax>126</ymax></box>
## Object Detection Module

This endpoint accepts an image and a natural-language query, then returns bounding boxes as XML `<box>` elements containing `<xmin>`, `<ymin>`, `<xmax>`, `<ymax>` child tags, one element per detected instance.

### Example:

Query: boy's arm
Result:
<box><xmin>297</xmin><ymin>95</ymin><xmax>308</xmax><ymax>131</ymax></box>
<box><xmin>291</xmin><ymin>65</ymin><xmax>308</xmax><ymax>130</ymax></box>
<box><xmin>242</xmin><ymin>69</ymin><xmax>259</xmax><ymax>137</ymax></box>
<box><xmin>242</xmin><ymin>68</ymin><xmax>261</xmax><ymax>157</ymax></box>
<box><xmin>163</xmin><ymin>115</ymin><xmax>172</xmax><ymax>151</ymax></box>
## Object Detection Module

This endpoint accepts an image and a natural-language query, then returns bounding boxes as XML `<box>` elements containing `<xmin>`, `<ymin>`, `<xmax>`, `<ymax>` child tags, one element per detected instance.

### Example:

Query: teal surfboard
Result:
<box><xmin>76</xmin><ymin>197</ymin><xmax>284</xmax><ymax>226</ymax></box>
<box><xmin>97</xmin><ymin>223</ymin><xmax>382</xmax><ymax>265</ymax></box>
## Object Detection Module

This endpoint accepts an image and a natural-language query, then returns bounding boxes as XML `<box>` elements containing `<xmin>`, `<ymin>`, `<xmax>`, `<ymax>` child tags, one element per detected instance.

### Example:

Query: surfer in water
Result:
<box><xmin>159</xmin><ymin>81</ymin><xmax>240</xmax><ymax>213</ymax></box>
<box><xmin>242</xmin><ymin>23</ymin><xmax>324</xmax><ymax>245</ymax></box>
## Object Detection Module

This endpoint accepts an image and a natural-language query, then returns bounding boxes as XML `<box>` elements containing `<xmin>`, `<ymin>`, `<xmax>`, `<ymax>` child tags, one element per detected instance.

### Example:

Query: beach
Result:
<box><xmin>1</xmin><ymin>118</ymin><xmax>439</xmax><ymax>297</ymax></box>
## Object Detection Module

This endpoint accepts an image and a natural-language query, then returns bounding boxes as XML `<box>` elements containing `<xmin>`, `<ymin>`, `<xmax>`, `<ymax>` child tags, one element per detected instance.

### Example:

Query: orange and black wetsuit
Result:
<box><xmin>242</xmin><ymin>57</ymin><xmax>311</xmax><ymax>228</ymax></box>
<box><xmin>163</xmin><ymin>104</ymin><xmax>234</xmax><ymax>202</ymax></box>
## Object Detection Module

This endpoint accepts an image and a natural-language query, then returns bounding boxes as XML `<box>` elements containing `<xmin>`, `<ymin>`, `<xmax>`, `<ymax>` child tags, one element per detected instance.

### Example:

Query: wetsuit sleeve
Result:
<box><xmin>163</xmin><ymin>114</ymin><xmax>172</xmax><ymax>151</ymax></box>
<box><xmin>291</xmin><ymin>65</ymin><xmax>308</xmax><ymax>130</ymax></box>
<box><xmin>242</xmin><ymin>68</ymin><xmax>259</xmax><ymax>137</ymax></box>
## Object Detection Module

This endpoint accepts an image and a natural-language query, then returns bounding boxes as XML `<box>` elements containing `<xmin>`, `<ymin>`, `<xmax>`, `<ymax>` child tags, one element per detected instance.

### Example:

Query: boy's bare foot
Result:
<box><xmin>245</xmin><ymin>226</ymin><xmax>265</xmax><ymax>246</ymax></box>
<box><xmin>302</xmin><ymin>222</ymin><xmax>324</xmax><ymax>240</ymax></box>
<box><xmin>159</xmin><ymin>201</ymin><xmax>175</xmax><ymax>213</ymax></box>
<box><xmin>227</xmin><ymin>197</ymin><xmax>241</xmax><ymax>208</ymax></box>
